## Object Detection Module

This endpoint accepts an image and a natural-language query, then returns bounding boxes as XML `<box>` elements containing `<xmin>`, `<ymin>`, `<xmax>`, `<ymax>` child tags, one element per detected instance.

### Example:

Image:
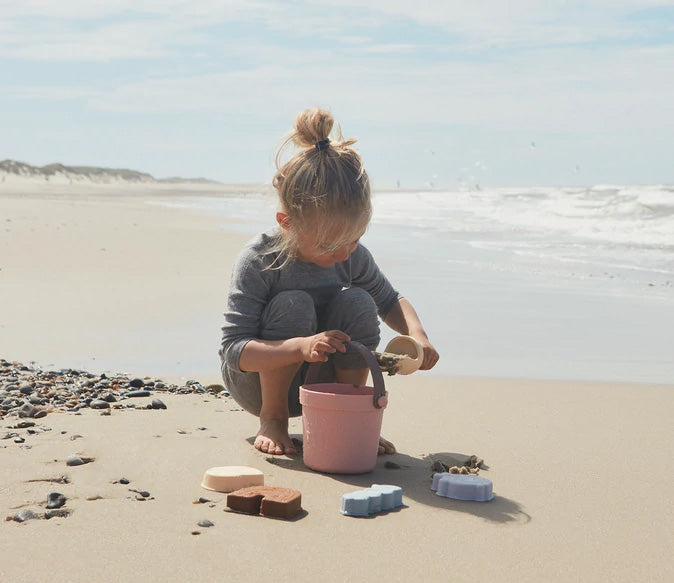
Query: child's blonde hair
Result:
<box><xmin>270</xmin><ymin>107</ymin><xmax>371</xmax><ymax>266</ymax></box>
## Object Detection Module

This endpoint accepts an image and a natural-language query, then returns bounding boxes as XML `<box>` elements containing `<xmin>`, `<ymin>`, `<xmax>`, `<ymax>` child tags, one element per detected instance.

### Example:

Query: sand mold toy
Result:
<box><xmin>431</xmin><ymin>472</ymin><xmax>494</xmax><ymax>502</ymax></box>
<box><xmin>201</xmin><ymin>466</ymin><xmax>264</xmax><ymax>492</ymax></box>
<box><xmin>226</xmin><ymin>485</ymin><xmax>302</xmax><ymax>519</ymax></box>
<box><xmin>341</xmin><ymin>484</ymin><xmax>403</xmax><ymax>516</ymax></box>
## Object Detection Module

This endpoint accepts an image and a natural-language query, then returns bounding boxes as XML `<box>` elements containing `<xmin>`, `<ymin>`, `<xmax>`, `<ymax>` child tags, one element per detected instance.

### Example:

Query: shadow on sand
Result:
<box><xmin>247</xmin><ymin>436</ymin><xmax>531</xmax><ymax>525</ymax></box>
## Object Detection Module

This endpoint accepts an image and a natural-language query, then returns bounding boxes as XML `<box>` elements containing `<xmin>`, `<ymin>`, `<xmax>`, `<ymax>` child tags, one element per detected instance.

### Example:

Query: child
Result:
<box><xmin>219</xmin><ymin>107</ymin><xmax>439</xmax><ymax>456</ymax></box>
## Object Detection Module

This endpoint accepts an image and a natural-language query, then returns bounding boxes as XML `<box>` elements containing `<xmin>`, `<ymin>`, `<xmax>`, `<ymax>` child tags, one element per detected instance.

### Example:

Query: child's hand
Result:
<box><xmin>416</xmin><ymin>337</ymin><xmax>440</xmax><ymax>370</ymax></box>
<box><xmin>302</xmin><ymin>330</ymin><xmax>350</xmax><ymax>362</ymax></box>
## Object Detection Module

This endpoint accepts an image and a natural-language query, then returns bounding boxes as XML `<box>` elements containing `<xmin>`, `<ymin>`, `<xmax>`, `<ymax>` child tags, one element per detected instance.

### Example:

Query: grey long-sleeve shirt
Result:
<box><xmin>220</xmin><ymin>229</ymin><xmax>401</xmax><ymax>374</ymax></box>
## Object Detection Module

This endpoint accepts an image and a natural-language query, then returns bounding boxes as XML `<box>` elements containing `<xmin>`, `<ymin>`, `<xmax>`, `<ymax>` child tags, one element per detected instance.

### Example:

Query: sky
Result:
<box><xmin>1</xmin><ymin>0</ymin><xmax>673</xmax><ymax>188</ymax></box>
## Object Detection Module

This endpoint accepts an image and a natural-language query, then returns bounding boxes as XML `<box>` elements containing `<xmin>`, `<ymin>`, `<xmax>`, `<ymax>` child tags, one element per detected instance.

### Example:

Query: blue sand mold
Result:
<box><xmin>431</xmin><ymin>472</ymin><xmax>494</xmax><ymax>502</ymax></box>
<box><xmin>341</xmin><ymin>484</ymin><xmax>403</xmax><ymax>516</ymax></box>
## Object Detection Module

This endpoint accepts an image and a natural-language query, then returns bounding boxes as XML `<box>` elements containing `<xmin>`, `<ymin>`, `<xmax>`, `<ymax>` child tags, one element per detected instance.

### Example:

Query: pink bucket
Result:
<box><xmin>300</xmin><ymin>342</ymin><xmax>388</xmax><ymax>474</ymax></box>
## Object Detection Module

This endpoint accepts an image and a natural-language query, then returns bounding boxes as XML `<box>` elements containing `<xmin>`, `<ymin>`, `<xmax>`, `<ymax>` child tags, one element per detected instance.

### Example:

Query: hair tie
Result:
<box><xmin>315</xmin><ymin>138</ymin><xmax>330</xmax><ymax>151</ymax></box>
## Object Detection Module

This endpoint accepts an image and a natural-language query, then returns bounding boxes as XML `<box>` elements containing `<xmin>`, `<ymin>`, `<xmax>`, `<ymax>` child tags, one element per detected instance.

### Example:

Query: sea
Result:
<box><xmin>158</xmin><ymin>184</ymin><xmax>674</xmax><ymax>384</ymax></box>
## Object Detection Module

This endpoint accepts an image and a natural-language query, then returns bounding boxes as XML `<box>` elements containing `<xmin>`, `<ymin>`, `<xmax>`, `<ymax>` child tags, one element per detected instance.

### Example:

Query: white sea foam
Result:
<box><xmin>154</xmin><ymin>184</ymin><xmax>674</xmax><ymax>285</ymax></box>
<box><xmin>371</xmin><ymin>185</ymin><xmax>674</xmax><ymax>284</ymax></box>
<box><xmin>372</xmin><ymin>185</ymin><xmax>674</xmax><ymax>248</ymax></box>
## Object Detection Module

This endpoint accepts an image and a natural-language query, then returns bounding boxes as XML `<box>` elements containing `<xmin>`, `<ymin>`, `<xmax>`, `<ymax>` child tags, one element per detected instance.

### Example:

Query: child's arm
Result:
<box><xmin>238</xmin><ymin>330</ymin><xmax>350</xmax><ymax>373</ymax></box>
<box><xmin>383</xmin><ymin>298</ymin><xmax>439</xmax><ymax>370</ymax></box>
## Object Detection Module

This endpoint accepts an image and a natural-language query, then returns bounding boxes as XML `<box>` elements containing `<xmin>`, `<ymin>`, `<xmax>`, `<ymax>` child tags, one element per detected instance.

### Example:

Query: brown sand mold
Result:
<box><xmin>226</xmin><ymin>486</ymin><xmax>302</xmax><ymax>519</ymax></box>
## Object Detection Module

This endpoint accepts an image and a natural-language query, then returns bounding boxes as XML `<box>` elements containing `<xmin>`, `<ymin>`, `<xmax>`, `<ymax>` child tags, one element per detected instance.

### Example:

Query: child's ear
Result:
<box><xmin>276</xmin><ymin>212</ymin><xmax>291</xmax><ymax>230</ymax></box>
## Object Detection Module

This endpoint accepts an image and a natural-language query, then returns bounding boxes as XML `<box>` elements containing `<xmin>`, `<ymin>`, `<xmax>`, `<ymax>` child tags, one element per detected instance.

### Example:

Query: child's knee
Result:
<box><xmin>323</xmin><ymin>287</ymin><xmax>379</xmax><ymax>347</ymax></box>
<box><xmin>260</xmin><ymin>290</ymin><xmax>317</xmax><ymax>339</ymax></box>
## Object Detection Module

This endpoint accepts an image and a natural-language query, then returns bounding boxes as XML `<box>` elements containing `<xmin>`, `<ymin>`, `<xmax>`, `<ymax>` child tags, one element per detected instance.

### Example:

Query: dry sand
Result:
<box><xmin>1</xmin><ymin>184</ymin><xmax>673</xmax><ymax>582</ymax></box>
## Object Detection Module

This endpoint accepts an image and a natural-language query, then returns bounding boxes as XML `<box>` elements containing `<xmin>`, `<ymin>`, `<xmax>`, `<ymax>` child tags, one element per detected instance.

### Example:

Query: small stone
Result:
<box><xmin>100</xmin><ymin>409</ymin><xmax>111</xmax><ymax>416</ymax></box>
<box><xmin>191</xmin><ymin>531</ymin><xmax>201</xmax><ymax>535</ymax></box>
<box><xmin>89</xmin><ymin>399</ymin><xmax>110</xmax><ymax>409</ymax></box>
<box><xmin>66</xmin><ymin>455</ymin><xmax>94</xmax><ymax>466</ymax></box>
<box><xmin>19</xmin><ymin>383</ymin><xmax>34</xmax><ymax>395</ymax></box>
<box><xmin>128</xmin><ymin>378</ymin><xmax>145</xmax><ymax>388</ymax></box>
<box><xmin>150</xmin><ymin>398</ymin><xmax>166</xmax><ymax>410</ymax></box>
<box><xmin>130</xmin><ymin>488</ymin><xmax>150</xmax><ymax>497</ymax></box>
<box><xmin>14</xmin><ymin>437</ymin><xmax>25</xmax><ymax>444</ymax></box>
<box><xmin>197</xmin><ymin>519</ymin><xmax>214</xmax><ymax>527</ymax></box>
<box><xmin>66</xmin><ymin>455</ymin><xmax>84</xmax><ymax>466</ymax></box>
<box><xmin>46</xmin><ymin>492</ymin><xmax>66</xmax><ymax>509</ymax></box>
<box><xmin>119</xmin><ymin>477</ymin><xmax>130</xmax><ymax>484</ymax></box>
<box><xmin>13</xmin><ymin>509</ymin><xmax>40</xmax><ymax>523</ymax></box>
<box><xmin>18</xmin><ymin>403</ymin><xmax>39</xmax><ymax>418</ymax></box>
<box><xmin>44</xmin><ymin>508</ymin><xmax>70</xmax><ymax>519</ymax></box>
<box><xmin>125</xmin><ymin>390</ymin><xmax>151</xmax><ymax>398</ymax></box>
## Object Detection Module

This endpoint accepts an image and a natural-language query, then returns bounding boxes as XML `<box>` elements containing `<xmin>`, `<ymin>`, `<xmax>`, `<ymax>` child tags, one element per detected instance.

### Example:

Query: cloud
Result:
<box><xmin>2</xmin><ymin>0</ymin><xmax>671</xmax><ymax>64</ymax></box>
<box><xmin>12</xmin><ymin>39</ymin><xmax>663</xmax><ymax>140</ymax></box>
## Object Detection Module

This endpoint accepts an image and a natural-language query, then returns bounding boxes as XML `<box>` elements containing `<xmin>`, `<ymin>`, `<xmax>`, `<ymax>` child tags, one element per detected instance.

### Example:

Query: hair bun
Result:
<box><xmin>293</xmin><ymin>107</ymin><xmax>334</xmax><ymax>148</ymax></box>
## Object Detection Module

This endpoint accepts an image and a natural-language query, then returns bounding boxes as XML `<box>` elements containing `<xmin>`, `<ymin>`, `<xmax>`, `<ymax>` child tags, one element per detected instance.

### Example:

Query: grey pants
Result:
<box><xmin>222</xmin><ymin>287</ymin><xmax>380</xmax><ymax>417</ymax></box>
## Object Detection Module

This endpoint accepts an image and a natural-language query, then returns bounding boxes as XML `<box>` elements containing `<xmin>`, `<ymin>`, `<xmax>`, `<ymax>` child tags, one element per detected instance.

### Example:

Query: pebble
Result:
<box><xmin>66</xmin><ymin>455</ymin><xmax>83</xmax><ymax>466</ymax></box>
<box><xmin>150</xmin><ymin>398</ymin><xmax>166</xmax><ymax>410</ymax></box>
<box><xmin>44</xmin><ymin>509</ymin><xmax>70</xmax><ymax>519</ymax></box>
<box><xmin>125</xmin><ymin>390</ymin><xmax>151</xmax><ymax>398</ymax></box>
<box><xmin>66</xmin><ymin>455</ymin><xmax>94</xmax><ymax>466</ymax></box>
<box><xmin>46</xmin><ymin>492</ymin><xmax>67</xmax><ymax>509</ymax></box>
<box><xmin>0</xmin><ymin>358</ymin><xmax>229</xmax><ymax>423</ymax></box>
<box><xmin>13</xmin><ymin>509</ymin><xmax>39</xmax><ymax>523</ymax></box>
<box><xmin>197</xmin><ymin>519</ymin><xmax>214</xmax><ymax>527</ymax></box>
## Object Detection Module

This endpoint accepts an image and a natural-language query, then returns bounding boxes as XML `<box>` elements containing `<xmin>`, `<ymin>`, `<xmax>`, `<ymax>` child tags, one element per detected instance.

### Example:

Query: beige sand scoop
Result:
<box><xmin>384</xmin><ymin>335</ymin><xmax>424</xmax><ymax>375</ymax></box>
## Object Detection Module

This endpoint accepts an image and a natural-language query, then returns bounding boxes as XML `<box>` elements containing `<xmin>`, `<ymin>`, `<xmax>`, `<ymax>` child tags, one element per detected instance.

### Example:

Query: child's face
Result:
<box><xmin>296</xmin><ymin>231</ymin><xmax>360</xmax><ymax>267</ymax></box>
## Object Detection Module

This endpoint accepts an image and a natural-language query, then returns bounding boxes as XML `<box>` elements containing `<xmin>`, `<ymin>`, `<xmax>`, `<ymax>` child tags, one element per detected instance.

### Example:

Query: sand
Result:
<box><xmin>1</xmin><ymin>183</ymin><xmax>673</xmax><ymax>582</ymax></box>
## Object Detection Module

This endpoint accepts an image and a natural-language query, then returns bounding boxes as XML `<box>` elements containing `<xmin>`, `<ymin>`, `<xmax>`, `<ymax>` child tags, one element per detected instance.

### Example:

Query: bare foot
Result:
<box><xmin>254</xmin><ymin>418</ymin><xmax>298</xmax><ymax>455</ymax></box>
<box><xmin>378</xmin><ymin>436</ymin><xmax>396</xmax><ymax>455</ymax></box>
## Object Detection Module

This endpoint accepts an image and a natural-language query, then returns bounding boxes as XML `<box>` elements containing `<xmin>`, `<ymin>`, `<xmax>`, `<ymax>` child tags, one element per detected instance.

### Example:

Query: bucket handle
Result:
<box><xmin>304</xmin><ymin>341</ymin><xmax>387</xmax><ymax>409</ymax></box>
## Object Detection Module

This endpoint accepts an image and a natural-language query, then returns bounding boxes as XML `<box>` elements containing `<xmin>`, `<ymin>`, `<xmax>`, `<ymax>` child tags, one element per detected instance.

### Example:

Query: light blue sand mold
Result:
<box><xmin>341</xmin><ymin>484</ymin><xmax>403</xmax><ymax>516</ymax></box>
<box><xmin>431</xmin><ymin>472</ymin><xmax>494</xmax><ymax>502</ymax></box>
